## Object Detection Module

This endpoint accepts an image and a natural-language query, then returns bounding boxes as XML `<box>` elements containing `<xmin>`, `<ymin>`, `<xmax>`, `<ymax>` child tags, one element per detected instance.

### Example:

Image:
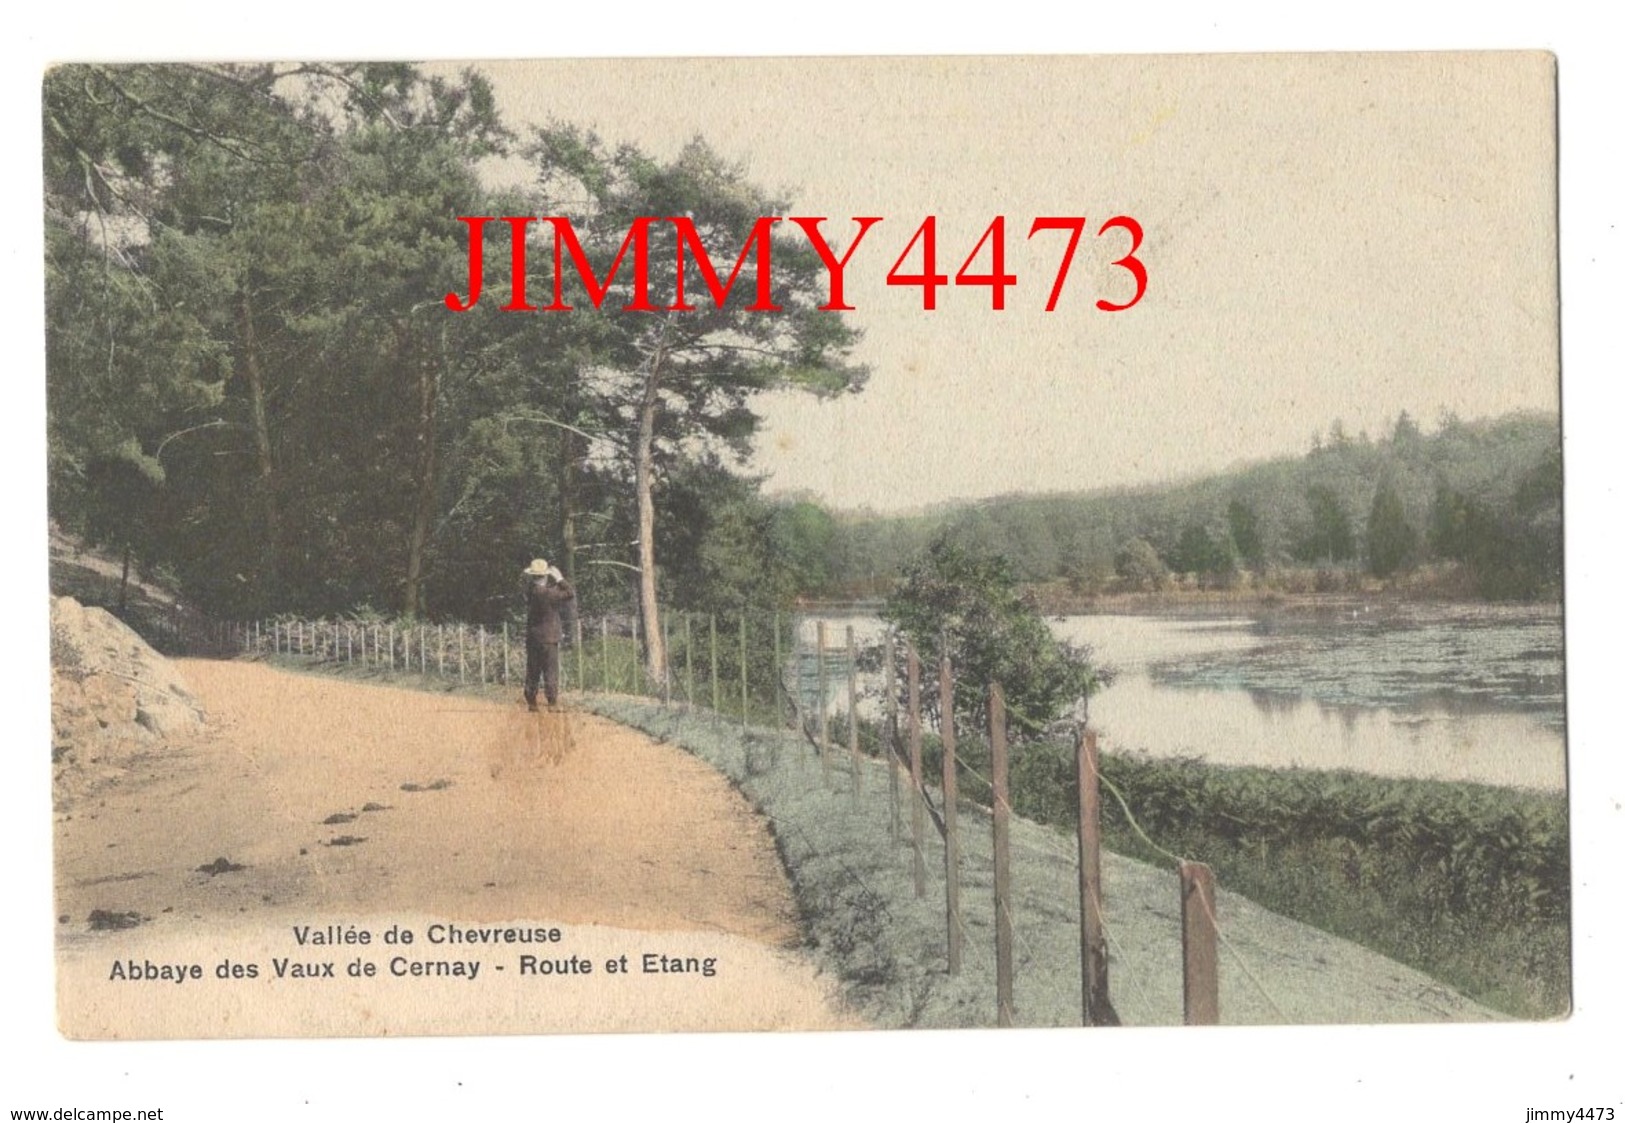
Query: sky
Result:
<box><xmin>4</xmin><ymin>7</ymin><xmax>1619</xmax><ymax>1122</ymax></box>
<box><xmin>455</xmin><ymin>53</ymin><xmax>1558</xmax><ymax>511</ymax></box>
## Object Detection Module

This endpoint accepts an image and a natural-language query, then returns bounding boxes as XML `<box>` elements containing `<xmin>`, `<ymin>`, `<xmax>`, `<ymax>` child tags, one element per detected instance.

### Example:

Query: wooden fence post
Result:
<box><xmin>502</xmin><ymin>623</ymin><xmax>509</xmax><ymax>684</ymax></box>
<box><xmin>773</xmin><ymin>612</ymin><xmax>784</xmax><ymax>728</ymax></box>
<box><xmin>575</xmin><ymin>615</ymin><xmax>585</xmax><ymax>695</ymax></box>
<box><xmin>457</xmin><ymin>625</ymin><xmax>465</xmax><ymax>683</ymax></box>
<box><xmin>941</xmin><ymin>651</ymin><xmax>961</xmax><ymax>975</ymax></box>
<box><xmin>420</xmin><ymin>626</ymin><xmax>427</xmax><ymax>675</ymax></box>
<box><xmin>663</xmin><ymin>615</ymin><xmax>672</xmax><ymax>706</ymax></box>
<box><xmin>632</xmin><ymin>611</ymin><xmax>642</xmax><ymax>696</ymax></box>
<box><xmin>1077</xmin><ymin>729</ymin><xmax>1116</xmax><ymax>1026</ymax></box>
<box><xmin>1179</xmin><ymin>861</ymin><xmax>1220</xmax><ymax>1026</ymax></box>
<box><xmin>990</xmin><ymin>681</ymin><xmax>1014</xmax><ymax>1027</ymax></box>
<box><xmin>602</xmin><ymin>616</ymin><xmax>611</xmax><ymax>692</ymax></box>
<box><xmin>735</xmin><ymin>615</ymin><xmax>746</xmax><ymax>726</ymax></box>
<box><xmin>847</xmin><ymin>625</ymin><xmax>860</xmax><ymax>801</ymax></box>
<box><xmin>907</xmin><ymin>644</ymin><xmax>926</xmax><ymax>897</ymax></box>
<box><xmin>710</xmin><ymin>614</ymin><xmax>720</xmax><ymax>717</ymax></box>
<box><xmin>885</xmin><ymin>631</ymin><xmax>900</xmax><ymax>843</ymax></box>
<box><xmin>479</xmin><ymin>627</ymin><xmax>488</xmax><ymax>683</ymax></box>
<box><xmin>685</xmin><ymin>614</ymin><xmax>695</xmax><ymax>709</ymax></box>
<box><xmin>817</xmin><ymin>621</ymin><xmax>830</xmax><ymax>784</ymax></box>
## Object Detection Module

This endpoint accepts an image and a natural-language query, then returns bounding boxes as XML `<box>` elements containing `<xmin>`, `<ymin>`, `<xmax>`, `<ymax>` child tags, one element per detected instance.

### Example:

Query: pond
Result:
<box><xmin>796</xmin><ymin>604</ymin><xmax>1567</xmax><ymax>792</ymax></box>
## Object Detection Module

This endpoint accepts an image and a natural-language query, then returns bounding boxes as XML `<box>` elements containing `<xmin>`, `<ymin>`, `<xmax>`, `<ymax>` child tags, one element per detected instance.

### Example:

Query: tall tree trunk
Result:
<box><xmin>635</xmin><ymin>358</ymin><xmax>667</xmax><ymax>684</ymax></box>
<box><xmin>403</xmin><ymin>326</ymin><xmax>439</xmax><ymax>619</ymax></box>
<box><xmin>559</xmin><ymin>370</ymin><xmax>579</xmax><ymax>584</ymax></box>
<box><xmin>237</xmin><ymin>290</ymin><xmax>279</xmax><ymax>603</ymax></box>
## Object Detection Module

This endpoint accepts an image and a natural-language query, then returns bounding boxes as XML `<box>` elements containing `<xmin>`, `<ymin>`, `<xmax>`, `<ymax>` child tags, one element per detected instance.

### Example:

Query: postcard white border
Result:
<box><xmin>5</xmin><ymin>4</ymin><xmax>1621</xmax><ymax>1119</ymax></box>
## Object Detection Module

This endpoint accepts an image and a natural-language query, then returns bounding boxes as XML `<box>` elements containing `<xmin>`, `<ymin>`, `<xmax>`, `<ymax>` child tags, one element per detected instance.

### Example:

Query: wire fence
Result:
<box><xmin>176</xmin><ymin>603</ymin><xmax>1273</xmax><ymax>1028</ymax></box>
<box><xmin>214</xmin><ymin>609</ymin><xmax>840</xmax><ymax>724</ymax></box>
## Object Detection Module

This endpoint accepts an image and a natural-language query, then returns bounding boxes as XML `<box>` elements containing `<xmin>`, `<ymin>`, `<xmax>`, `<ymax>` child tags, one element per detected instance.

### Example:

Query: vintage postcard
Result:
<box><xmin>43</xmin><ymin>52</ymin><xmax>1565</xmax><ymax>1043</ymax></box>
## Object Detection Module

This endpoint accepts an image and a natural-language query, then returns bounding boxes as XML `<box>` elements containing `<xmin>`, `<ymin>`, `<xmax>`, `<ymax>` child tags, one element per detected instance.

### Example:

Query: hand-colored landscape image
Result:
<box><xmin>44</xmin><ymin>54</ymin><xmax>1563</xmax><ymax>1036</ymax></box>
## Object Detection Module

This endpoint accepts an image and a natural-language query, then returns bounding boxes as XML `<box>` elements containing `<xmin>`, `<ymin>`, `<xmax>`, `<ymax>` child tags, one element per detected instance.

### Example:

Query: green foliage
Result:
<box><xmin>1097</xmin><ymin>755</ymin><xmax>1568</xmax><ymax>922</ymax></box>
<box><xmin>769</xmin><ymin>500</ymin><xmax>840</xmax><ymax>595</ymax></box>
<box><xmin>806</xmin><ymin>413</ymin><xmax>1561</xmax><ymax>601</ymax></box>
<box><xmin>1091</xmin><ymin>753</ymin><xmax>1569</xmax><ymax>1017</ymax></box>
<box><xmin>906</xmin><ymin>718</ymin><xmax>1570</xmax><ymax>1018</ymax></box>
<box><xmin>895</xmin><ymin>714</ymin><xmax>1572</xmax><ymax>1016</ymax></box>
<box><xmin>882</xmin><ymin>538</ymin><xmax>1105</xmax><ymax>733</ymax></box>
<box><xmin>1295</xmin><ymin>484</ymin><xmax>1357</xmax><ymax>564</ymax></box>
<box><xmin>44</xmin><ymin>64</ymin><xmax>868</xmax><ymax>634</ymax></box>
<box><xmin>1428</xmin><ymin>443</ymin><xmax>1563</xmax><ymax>599</ymax></box>
<box><xmin>1113</xmin><ymin>537</ymin><xmax>1170</xmax><ymax>591</ymax></box>
<box><xmin>1169</xmin><ymin>522</ymin><xmax>1234</xmax><ymax>582</ymax></box>
<box><xmin>1227</xmin><ymin>498</ymin><xmax>1265</xmax><ymax>571</ymax></box>
<box><xmin>1366</xmin><ymin>480</ymin><xmax>1418</xmax><ymax>577</ymax></box>
<box><xmin>524</xmin><ymin>127</ymin><xmax>869</xmax><ymax>457</ymax></box>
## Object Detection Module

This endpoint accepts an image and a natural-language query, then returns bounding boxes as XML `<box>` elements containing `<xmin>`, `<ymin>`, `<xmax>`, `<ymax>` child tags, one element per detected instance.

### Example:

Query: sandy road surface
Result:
<box><xmin>55</xmin><ymin>661</ymin><xmax>854</xmax><ymax>1037</ymax></box>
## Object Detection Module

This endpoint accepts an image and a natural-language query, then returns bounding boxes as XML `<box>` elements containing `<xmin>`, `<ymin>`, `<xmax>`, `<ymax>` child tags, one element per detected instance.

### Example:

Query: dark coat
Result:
<box><xmin>525</xmin><ymin>575</ymin><xmax>575</xmax><ymax>643</ymax></box>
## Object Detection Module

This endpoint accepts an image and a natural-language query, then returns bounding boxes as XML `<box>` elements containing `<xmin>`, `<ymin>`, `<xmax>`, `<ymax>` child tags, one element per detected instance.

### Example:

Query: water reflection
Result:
<box><xmin>1091</xmin><ymin>674</ymin><xmax>1564</xmax><ymax>792</ymax></box>
<box><xmin>794</xmin><ymin>607</ymin><xmax>1567</xmax><ymax>792</ymax></box>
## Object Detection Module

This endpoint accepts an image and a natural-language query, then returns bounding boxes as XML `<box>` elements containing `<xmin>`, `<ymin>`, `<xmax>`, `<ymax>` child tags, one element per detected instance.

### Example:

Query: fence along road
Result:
<box><xmin>207</xmin><ymin>610</ymin><xmax>1503</xmax><ymax>1028</ymax></box>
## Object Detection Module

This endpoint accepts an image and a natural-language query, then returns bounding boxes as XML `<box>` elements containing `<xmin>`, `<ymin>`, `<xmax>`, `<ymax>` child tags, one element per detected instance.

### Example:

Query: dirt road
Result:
<box><xmin>55</xmin><ymin>661</ymin><xmax>854</xmax><ymax>1038</ymax></box>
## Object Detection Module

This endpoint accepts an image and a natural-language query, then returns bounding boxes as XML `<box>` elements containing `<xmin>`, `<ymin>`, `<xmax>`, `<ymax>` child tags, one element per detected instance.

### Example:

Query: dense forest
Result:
<box><xmin>46</xmin><ymin>63</ymin><xmax>1561</xmax><ymax>665</ymax></box>
<box><xmin>44</xmin><ymin>62</ymin><xmax>866</xmax><ymax>678</ymax></box>
<box><xmin>792</xmin><ymin>410</ymin><xmax>1563</xmax><ymax>603</ymax></box>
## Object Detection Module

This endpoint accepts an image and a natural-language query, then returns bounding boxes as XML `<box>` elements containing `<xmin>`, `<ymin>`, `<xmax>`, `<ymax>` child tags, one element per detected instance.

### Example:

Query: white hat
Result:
<box><xmin>523</xmin><ymin>558</ymin><xmax>551</xmax><ymax>577</ymax></box>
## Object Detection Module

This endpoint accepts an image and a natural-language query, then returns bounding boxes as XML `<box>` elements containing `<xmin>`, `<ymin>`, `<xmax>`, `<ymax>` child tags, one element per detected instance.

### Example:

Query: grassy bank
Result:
<box><xmin>917</xmin><ymin>728</ymin><xmax>1570</xmax><ymax>1020</ymax></box>
<box><xmin>239</xmin><ymin>651</ymin><xmax>1540</xmax><ymax>1023</ymax></box>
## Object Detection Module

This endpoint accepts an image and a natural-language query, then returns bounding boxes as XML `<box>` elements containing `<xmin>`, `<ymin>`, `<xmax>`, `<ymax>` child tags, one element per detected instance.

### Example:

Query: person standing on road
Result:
<box><xmin>522</xmin><ymin>558</ymin><xmax>575</xmax><ymax>711</ymax></box>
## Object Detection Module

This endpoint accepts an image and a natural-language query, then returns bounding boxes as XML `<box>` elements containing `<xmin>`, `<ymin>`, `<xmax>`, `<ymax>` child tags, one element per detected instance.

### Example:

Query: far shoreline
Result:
<box><xmin>1026</xmin><ymin>586</ymin><xmax>1565</xmax><ymax>620</ymax></box>
<box><xmin>795</xmin><ymin>585</ymin><xmax>1564</xmax><ymax>620</ymax></box>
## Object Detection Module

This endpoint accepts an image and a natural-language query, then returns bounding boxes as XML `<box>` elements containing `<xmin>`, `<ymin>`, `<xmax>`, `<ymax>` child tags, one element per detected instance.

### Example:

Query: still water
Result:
<box><xmin>798</xmin><ymin>605</ymin><xmax>1566</xmax><ymax>792</ymax></box>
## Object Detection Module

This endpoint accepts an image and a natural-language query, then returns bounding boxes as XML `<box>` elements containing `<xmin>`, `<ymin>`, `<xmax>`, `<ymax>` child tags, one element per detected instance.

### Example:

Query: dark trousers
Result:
<box><xmin>524</xmin><ymin>634</ymin><xmax>562</xmax><ymax>706</ymax></box>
